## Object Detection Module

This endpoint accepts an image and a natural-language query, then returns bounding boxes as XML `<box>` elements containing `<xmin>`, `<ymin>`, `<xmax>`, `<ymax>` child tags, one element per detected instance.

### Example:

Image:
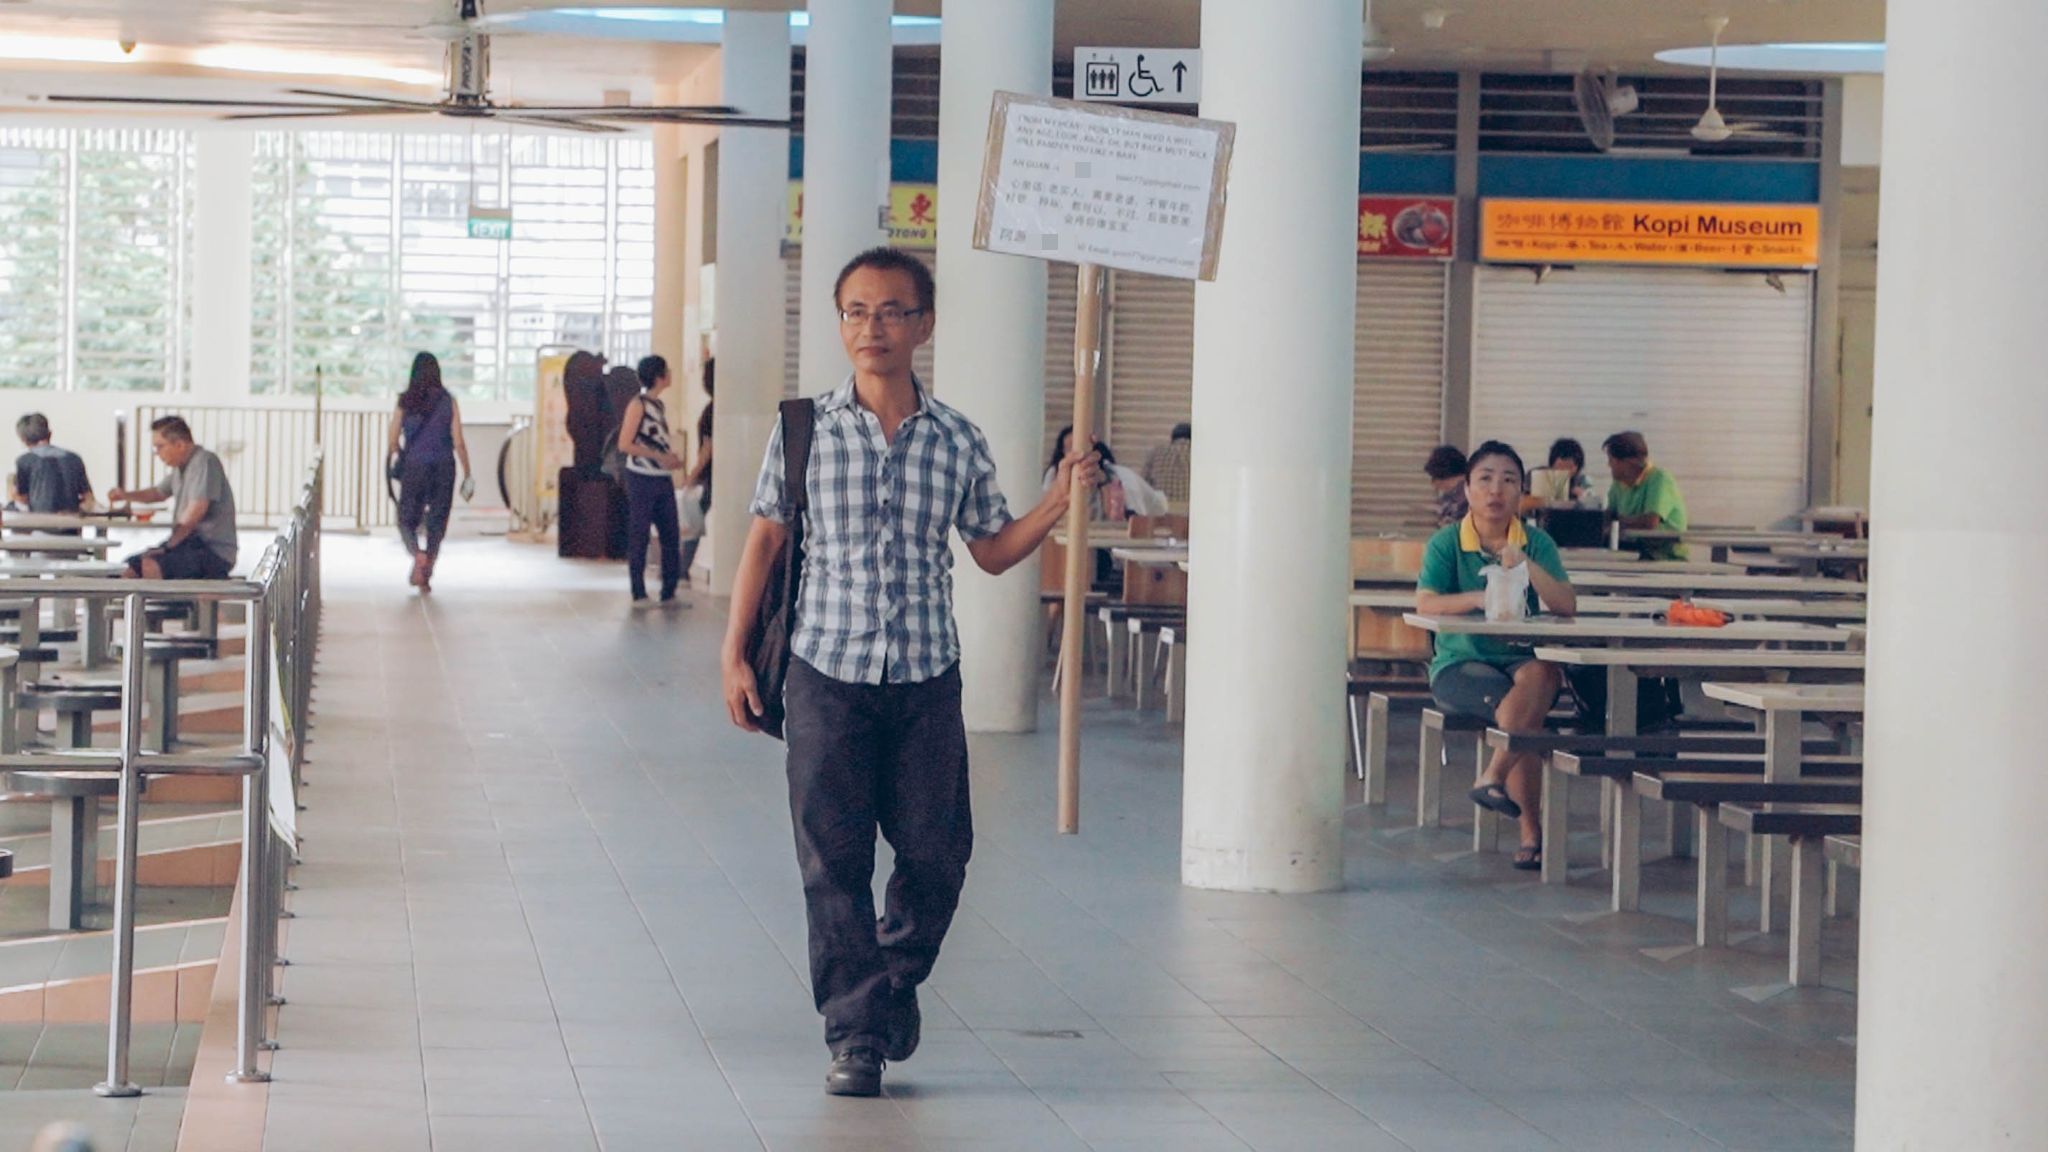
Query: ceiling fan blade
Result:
<box><xmin>286</xmin><ymin>88</ymin><xmax>445</xmax><ymax>109</ymax></box>
<box><xmin>44</xmin><ymin>94</ymin><xmax>354</xmax><ymax>110</ymax></box>
<box><xmin>493</xmin><ymin>114</ymin><xmax>624</xmax><ymax>135</ymax></box>
<box><xmin>506</xmin><ymin>103</ymin><xmax>743</xmax><ymax>115</ymax></box>
<box><xmin>224</xmin><ymin>107</ymin><xmax>420</xmax><ymax>122</ymax></box>
<box><xmin>565</xmin><ymin>110</ymin><xmax>793</xmax><ymax>129</ymax></box>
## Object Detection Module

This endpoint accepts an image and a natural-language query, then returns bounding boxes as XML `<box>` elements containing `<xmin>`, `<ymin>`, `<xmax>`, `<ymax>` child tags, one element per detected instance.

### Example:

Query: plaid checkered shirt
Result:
<box><xmin>750</xmin><ymin>376</ymin><xmax>1014</xmax><ymax>686</ymax></box>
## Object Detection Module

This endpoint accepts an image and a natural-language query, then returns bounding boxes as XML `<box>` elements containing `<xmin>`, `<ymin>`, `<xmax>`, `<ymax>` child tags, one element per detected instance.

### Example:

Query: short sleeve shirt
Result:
<box><xmin>13</xmin><ymin>445</ymin><xmax>91</xmax><ymax>513</ymax></box>
<box><xmin>749</xmin><ymin>376</ymin><xmax>1013</xmax><ymax>685</ymax></box>
<box><xmin>1417</xmin><ymin>517</ymin><xmax>1570</xmax><ymax>682</ymax></box>
<box><xmin>1607</xmin><ymin>465</ymin><xmax>1689</xmax><ymax>560</ymax></box>
<box><xmin>153</xmin><ymin>447</ymin><xmax>238</xmax><ymax>566</ymax></box>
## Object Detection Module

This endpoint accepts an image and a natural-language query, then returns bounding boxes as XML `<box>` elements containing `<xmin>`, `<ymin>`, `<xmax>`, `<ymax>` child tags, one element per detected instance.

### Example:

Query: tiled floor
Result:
<box><xmin>263</xmin><ymin>533</ymin><xmax>1856</xmax><ymax>1152</ymax></box>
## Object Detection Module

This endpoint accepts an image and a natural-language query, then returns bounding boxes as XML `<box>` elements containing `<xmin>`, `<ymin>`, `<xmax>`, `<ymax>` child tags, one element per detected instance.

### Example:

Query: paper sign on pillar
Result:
<box><xmin>971</xmin><ymin>91</ymin><xmax>1234</xmax><ymax>833</ymax></box>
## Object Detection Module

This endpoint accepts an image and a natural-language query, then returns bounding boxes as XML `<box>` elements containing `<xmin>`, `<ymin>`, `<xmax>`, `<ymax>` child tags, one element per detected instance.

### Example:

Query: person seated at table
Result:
<box><xmin>1522</xmin><ymin>437</ymin><xmax>1594</xmax><ymax>511</ymax></box>
<box><xmin>1604</xmin><ymin>431</ymin><xmax>1689</xmax><ymax>560</ymax></box>
<box><xmin>1416</xmin><ymin>440</ymin><xmax>1576</xmax><ymax>871</ymax></box>
<box><xmin>107</xmin><ymin>416</ymin><xmax>237</xmax><ymax>580</ymax></box>
<box><xmin>9</xmin><ymin>413</ymin><xmax>94</xmax><ymax>515</ymax></box>
<box><xmin>1142</xmin><ymin>422</ymin><xmax>1192</xmax><ymax>505</ymax></box>
<box><xmin>1043</xmin><ymin>426</ymin><xmax>1168</xmax><ymax>519</ymax></box>
<box><xmin>1424</xmin><ymin>444</ymin><xmax>1468</xmax><ymax>527</ymax></box>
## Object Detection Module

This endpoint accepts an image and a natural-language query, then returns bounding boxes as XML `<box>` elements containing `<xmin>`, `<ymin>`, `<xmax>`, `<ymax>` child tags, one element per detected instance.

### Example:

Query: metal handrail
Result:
<box><xmin>0</xmin><ymin>454</ymin><xmax>323</xmax><ymax>1095</ymax></box>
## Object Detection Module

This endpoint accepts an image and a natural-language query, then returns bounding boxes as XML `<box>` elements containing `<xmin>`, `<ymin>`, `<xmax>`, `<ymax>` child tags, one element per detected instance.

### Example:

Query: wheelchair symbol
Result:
<box><xmin>1126</xmin><ymin>54</ymin><xmax>1162</xmax><ymax>98</ymax></box>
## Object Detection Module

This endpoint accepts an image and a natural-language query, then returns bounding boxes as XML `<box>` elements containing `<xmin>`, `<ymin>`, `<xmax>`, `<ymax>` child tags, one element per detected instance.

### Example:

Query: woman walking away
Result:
<box><xmin>388</xmin><ymin>352</ymin><xmax>472</xmax><ymax>593</ymax></box>
<box><xmin>619</xmin><ymin>354</ymin><xmax>686</xmax><ymax>608</ymax></box>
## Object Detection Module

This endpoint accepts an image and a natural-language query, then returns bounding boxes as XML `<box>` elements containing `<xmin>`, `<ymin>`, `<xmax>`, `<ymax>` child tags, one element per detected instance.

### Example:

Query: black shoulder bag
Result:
<box><xmin>745</xmin><ymin>398</ymin><xmax>816</xmax><ymax>739</ymax></box>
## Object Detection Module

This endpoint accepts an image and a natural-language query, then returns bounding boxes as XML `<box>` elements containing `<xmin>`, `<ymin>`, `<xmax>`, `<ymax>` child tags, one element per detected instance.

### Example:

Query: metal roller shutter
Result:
<box><xmin>781</xmin><ymin>249</ymin><xmax>935</xmax><ymax>397</ymax></box>
<box><xmin>1103</xmin><ymin>271</ymin><xmax>1195</xmax><ymax>465</ymax></box>
<box><xmin>1472</xmin><ymin>265</ymin><xmax>1811</xmax><ymax>527</ymax></box>
<box><xmin>1354</xmin><ymin>261</ymin><xmax>1449</xmax><ymax>532</ymax></box>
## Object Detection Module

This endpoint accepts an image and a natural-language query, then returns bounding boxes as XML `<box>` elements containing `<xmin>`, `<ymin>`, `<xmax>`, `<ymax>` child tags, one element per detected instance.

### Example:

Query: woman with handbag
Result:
<box><xmin>618</xmin><ymin>354</ymin><xmax>686</xmax><ymax>607</ymax></box>
<box><xmin>387</xmin><ymin>352</ymin><xmax>472</xmax><ymax>593</ymax></box>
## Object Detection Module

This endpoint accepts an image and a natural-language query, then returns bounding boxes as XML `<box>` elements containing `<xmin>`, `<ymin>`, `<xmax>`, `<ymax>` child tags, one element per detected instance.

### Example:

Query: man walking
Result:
<box><xmin>721</xmin><ymin>247</ymin><xmax>1096</xmax><ymax>1097</ymax></box>
<box><xmin>9</xmin><ymin>414</ymin><xmax>93</xmax><ymax>514</ymax></box>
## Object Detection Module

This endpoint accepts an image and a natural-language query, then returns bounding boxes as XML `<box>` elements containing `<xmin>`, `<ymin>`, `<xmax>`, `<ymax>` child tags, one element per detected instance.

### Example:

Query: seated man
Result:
<box><xmin>1142</xmin><ymin>422</ymin><xmax>1191</xmax><ymax>505</ymax></box>
<box><xmin>1603</xmin><ymin>431</ymin><xmax>1689</xmax><ymax>560</ymax></box>
<box><xmin>107</xmin><ymin>416</ymin><xmax>238</xmax><ymax>580</ymax></box>
<box><xmin>10</xmin><ymin>413</ymin><xmax>93</xmax><ymax>514</ymax></box>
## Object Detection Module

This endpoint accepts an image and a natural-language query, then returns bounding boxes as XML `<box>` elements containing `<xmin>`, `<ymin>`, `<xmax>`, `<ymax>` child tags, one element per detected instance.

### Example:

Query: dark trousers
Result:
<box><xmin>784</xmin><ymin>658</ymin><xmax>973</xmax><ymax>1056</ymax></box>
<box><xmin>397</xmin><ymin>458</ymin><xmax>455</xmax><ymax>559</ymax></box>
<box><xmin>624</xmin><ymin>470</ymin><xmax>680</xmax><ymax>599</ymax></box>
<box><xmin>678</xmin><ymin>481</ymin><xmax>710</xmax><ymax>579</ymax></box>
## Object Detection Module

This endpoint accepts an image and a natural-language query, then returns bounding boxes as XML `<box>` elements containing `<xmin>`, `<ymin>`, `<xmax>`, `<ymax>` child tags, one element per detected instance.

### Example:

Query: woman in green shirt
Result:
<box><xmin>1416</xmin><ymin>441</ymin><xmax>1578</xmax><ymax>869</ymax></box>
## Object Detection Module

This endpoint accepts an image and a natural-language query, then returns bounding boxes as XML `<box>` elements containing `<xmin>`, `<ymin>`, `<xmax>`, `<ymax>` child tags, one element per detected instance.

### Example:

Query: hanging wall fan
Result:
<box><xmin>39</xmin><ymin>0</ymin><xmax>786</xmax><ymax>134</ymax></box>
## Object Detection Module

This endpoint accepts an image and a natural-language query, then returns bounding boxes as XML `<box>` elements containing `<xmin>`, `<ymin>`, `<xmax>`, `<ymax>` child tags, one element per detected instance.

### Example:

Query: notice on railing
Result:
<box><xmin>268</xmin><ymin>649</ymin><xmax>296</xmax><ymax>845</ymax></box>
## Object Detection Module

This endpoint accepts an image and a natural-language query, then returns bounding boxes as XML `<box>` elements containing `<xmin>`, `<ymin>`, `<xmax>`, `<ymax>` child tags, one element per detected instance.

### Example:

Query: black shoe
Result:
<box><xmin>882</xmin><ymin>987</ymin><xmax>921</xmax><ymax>1063</ymax></box>
<box><xmin>824</xmin><ymin>1047</ymin><xmax>884</xmax><ymax>1097</ymax></box>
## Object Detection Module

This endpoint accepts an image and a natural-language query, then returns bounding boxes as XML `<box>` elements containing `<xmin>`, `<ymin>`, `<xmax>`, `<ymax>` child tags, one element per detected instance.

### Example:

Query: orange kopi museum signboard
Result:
<box><xmin>1481</xmin><ymin>199</ymin><xmax>1821</xmax><ymax>268</ymax></box>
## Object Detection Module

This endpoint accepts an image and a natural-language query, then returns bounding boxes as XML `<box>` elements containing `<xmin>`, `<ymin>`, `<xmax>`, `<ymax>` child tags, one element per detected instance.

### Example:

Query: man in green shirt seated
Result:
<box><xmin>1603</xmin><ymin>431</ymin><xmax>1689</xmax><ymax>560</ymax></box>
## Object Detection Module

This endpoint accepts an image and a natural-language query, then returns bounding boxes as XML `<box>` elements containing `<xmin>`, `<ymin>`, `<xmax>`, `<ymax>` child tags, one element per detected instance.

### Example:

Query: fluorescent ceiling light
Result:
<box><xmin>1655</xmin><ymin>42</ymin><xmax>1884</xmax><ymax>75</ymax></box>
<box><xmin>0</xmin><ymin>34</ymin><xmax>440</xmax><ymax>85</ymax></box>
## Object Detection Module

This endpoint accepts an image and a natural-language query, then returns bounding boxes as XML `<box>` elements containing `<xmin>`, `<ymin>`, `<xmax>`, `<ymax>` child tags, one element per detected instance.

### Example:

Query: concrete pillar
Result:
<box><xmin>1856</xmin><ymin>1</ymin><xmax>2048</xmax><ymax>1144</ymax></box>
<box><xmin>1180</xmin><ymin>0</ymin><xmax>1359</xmax><ymax>893</ymax></box>
<box><xmin>188</xmin><ymin>131</ymin><xmax>253</xmax><ymax>401</ymax></box>
<box><xmin>936</xmin><ymin>0</ymin><xmax>1053</xmax><ymax>732</ymax></box>
<box><xmin>708</xmin><ymin>12</ymin><xmax>792</xmax><ymax>596</ymax></box>
<box><xmin>795</xmin><ymin>0</ymin><xmax>892</xmax><ymax>398</ymax></box>
<box><xmin>650</xmin><ymin>109</ymin><xmax>688</xmax><ymax>444</ymax></box>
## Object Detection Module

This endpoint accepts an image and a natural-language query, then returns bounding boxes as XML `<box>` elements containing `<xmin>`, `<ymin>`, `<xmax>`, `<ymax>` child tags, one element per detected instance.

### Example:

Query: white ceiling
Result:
<box><xmin>0</xmin><ymin>0</ymin><xmax>1886</xmax><ymax>112</ymax></box>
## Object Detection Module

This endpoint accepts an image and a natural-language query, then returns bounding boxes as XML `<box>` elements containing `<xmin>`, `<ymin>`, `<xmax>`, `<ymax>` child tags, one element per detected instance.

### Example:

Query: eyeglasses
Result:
<box><xmin>838</xmin><ymin>306</ymin><xmax>926</xmax><ymax>329</ymax></box>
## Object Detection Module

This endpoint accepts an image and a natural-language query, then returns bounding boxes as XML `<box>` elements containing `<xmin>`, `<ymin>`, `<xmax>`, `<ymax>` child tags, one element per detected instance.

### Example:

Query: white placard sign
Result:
<box><xmin>1073</xmin><ymin>47</ymin><xmax>1201</xmax><ymax>105</ymax></box>
<box><xmin>974</xmin><ymin>92</ymin><xmax>1234</xmax><ymax>282</ymax></box>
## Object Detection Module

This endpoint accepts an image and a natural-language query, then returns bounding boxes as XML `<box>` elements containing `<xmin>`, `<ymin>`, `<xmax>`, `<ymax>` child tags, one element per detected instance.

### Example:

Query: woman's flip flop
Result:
<box><xmin>1469</xmin><ymin>782</ymin><xmax>1521</xmax><ymax>819</ymax></box>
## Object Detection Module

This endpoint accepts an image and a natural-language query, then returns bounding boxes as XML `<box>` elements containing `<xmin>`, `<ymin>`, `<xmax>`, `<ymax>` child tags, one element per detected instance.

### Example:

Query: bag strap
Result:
<box><xmin>780</xmin><ymin>398</ymin><xmax>816</xmax><ymax>512</ymax></box>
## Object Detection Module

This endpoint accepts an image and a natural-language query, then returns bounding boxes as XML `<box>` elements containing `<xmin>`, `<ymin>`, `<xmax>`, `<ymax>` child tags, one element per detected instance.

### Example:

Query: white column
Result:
<box><xmin>708</xmin><ymin>12</ymin><xmax>793</xmax><ymax>596</ymax></box>
<box><xmin>1857</xmin><ymin>0</ymin><xmax>2048</xmax><ymax>1144</ymax></box>
<box><xmin>188</xmin><ymin>131</ymin><xmax>253</xmax><ymax>401</ymax></box>
<box><xmin>795</xmin><ymin>0</ymin><xmax>892</xmax><ymax>398</ymax></box>
<box><xmin>1181</xmin><ymin>1</ymin><xmax>1359</xmax><ymax>893</ymax></box>
<box><xmin>936</xmin><ymin>0</ymin><xmax>1052</xmax><ymax>732</ymax></box>
<box><xmin>650</xmin><ymin>110</ymin><xmax>688</xmax><ymax>427</ymax></box>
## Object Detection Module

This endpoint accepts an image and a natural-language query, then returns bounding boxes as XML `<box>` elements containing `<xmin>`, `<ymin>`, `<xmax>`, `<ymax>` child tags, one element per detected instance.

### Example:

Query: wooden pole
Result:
<box><xmin>1058</xmin><ymin>263</ymin><xmax>1106</xmax><ymax>834</ymax></box>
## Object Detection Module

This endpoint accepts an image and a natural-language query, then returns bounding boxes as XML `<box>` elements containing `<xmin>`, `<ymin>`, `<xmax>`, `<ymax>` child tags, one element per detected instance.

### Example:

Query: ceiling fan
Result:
<box><xmin>1689</xmin><ymin>16</ymin><xmax>1788</xmax><ymax>145</ymax></box>
<box><xmin>40</xmin><ymin>0</ymin><xmax>786</xmax><ymax>134</ymax></box>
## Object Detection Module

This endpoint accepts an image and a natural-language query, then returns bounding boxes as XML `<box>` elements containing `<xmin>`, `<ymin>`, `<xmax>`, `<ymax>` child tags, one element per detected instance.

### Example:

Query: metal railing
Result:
<box><xmin>128</xmin><ymin>404</ymin><xmax>391</xmax><ymax>530</ymax></box>
<box><xmin>0</xmin><ymin>457</ymin><xmax>322</xmax><ymax>1094</ymax></box>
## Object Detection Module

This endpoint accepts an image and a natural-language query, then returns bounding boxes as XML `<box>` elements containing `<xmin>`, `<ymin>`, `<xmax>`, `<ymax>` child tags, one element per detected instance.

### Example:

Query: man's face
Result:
<box><xmin>153</xmin><ymin>432</ymin><xmax>193</xmax><ymax>469</ymax></box>
<box><xmin>1607</xmin><ymin>453</ymin><xmax>1646</xmax><ymax>485</ymax></box>
<box><xmin>837</xmin><ymin>266</ymin><xmax>933</xmax><ymax>378</ymax></box>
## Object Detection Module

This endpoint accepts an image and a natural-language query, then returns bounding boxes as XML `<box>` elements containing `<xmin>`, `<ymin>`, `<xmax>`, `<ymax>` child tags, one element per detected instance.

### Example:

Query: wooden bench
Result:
<box><xmin>1637</xmin><ymin>773</ymin><xmax>1863</xmax><ymax>950</ymax></box>
<box><xmin>1095</xmin><ymin>604</ymin><xmax>1182</xmax><ymax>700</ymax></box>
<box><xmin>1542</xmin><ymin>751</ymin><xmax>1860</xmax><ymax>886</ymax></box>
<box><xmin>1720</xmin><ymin>802</ymin><xmax>1863</xmax><ymax>987</ymax></box>
<box><xmin>1159</xmin><ymin>625</ymin><xmax>1188</xmax><ymax>723</ymax></box>
<box><xmin>1346</xmin><ymin>673</ymin><xmax>1430</xmax><ymax>803</ymax></box>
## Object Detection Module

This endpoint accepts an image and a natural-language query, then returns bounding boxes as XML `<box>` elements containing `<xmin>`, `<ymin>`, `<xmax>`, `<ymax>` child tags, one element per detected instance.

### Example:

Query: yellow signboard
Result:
<box><xmin>786</xmin><ymin>182</ymin><xmax>939</xmax><ymax>250</ymax></box>
<box><xmin>1481</xmin><ymin>199</ymin><xmax>1821</xmax><ymax>268</ymax></box>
